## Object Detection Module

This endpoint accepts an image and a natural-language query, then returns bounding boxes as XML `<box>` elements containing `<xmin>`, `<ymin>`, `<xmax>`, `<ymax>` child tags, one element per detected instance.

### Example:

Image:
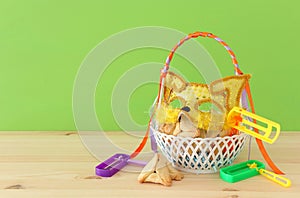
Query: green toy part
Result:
<box><xmin>220</xmin><ymin>160</ymin><xmax>265</xmax><ymax>183</ymax></box>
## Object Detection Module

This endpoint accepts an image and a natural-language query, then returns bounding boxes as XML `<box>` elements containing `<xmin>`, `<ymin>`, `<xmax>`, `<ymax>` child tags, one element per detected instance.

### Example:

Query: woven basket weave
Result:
<box><xmin>153</xmin><ymin>125</ymin><xmax>248</xmax><ymax>173</ymax></box>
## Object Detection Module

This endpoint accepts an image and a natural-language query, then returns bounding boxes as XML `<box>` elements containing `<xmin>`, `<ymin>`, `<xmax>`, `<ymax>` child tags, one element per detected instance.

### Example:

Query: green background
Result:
<box><xmin>1</xmin><ymin>0</ymin><xmax>299</xmax><ymax>131</ymax></box>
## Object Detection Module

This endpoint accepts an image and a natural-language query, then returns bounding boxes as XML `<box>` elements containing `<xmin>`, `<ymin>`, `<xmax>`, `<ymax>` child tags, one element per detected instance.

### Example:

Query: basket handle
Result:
<box><xmin>157</xmin><ymin>32</ymin><xmax>244</xmax><ymax>106</ymax></box>
<box><xmin>161</xmin><ymin>32</ymin><xmax>243</xmax><ymax>76</ymax></box>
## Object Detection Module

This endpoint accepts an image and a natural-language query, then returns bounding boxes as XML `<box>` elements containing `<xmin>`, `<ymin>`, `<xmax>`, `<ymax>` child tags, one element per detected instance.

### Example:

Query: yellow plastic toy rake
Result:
<box><xmin>228</xmin><ymin>107</ymin><xmax>280</xmax><ymax>144</ymax></box>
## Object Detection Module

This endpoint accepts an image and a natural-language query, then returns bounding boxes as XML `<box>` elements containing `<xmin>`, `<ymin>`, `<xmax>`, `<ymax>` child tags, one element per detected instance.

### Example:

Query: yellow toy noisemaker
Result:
<box><xmin>228</xmin><ymin>107</ymin><xmax>280</xmax><ymax>144</ymax></box>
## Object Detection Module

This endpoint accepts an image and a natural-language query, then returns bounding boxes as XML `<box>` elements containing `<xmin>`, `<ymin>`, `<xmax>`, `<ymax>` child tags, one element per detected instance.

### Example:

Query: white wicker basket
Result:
<box><xmin>151</xmin><ymin>32</ymin><xmax>250</xmax><ymax>174</ymax></box>
<box><xmin>152</xmin><ymin>125</ymin><xmax>248</xmax><ymax>174</ymax></box>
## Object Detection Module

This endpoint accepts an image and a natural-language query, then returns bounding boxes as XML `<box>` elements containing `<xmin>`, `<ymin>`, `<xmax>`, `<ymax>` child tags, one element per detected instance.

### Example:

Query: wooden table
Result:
<box><xmin>0</xmin><ymin>131</ymin><xmax>299</xmax><ymax>197</ymax></box>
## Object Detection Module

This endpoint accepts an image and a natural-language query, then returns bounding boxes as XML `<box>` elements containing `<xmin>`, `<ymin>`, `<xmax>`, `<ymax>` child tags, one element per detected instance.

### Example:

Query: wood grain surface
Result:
<box><xmin>0</xmin><ymin>131</ymin><xmax>299</xmax><ymax>198</ymax></box>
